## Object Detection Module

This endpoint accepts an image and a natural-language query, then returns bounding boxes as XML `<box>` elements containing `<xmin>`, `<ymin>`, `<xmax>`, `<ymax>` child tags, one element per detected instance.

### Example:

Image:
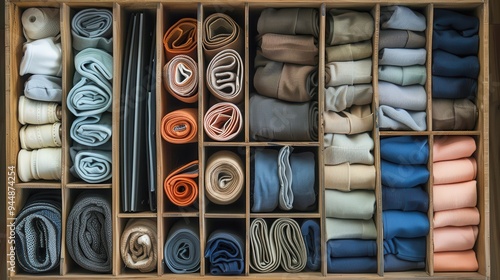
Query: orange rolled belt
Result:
<box><xmin>161</xmin><ymin>108</ymin><xmax>198</xmax><ymax>144</ymax></box>
<box><xmin>163</xmin><ymin>18</ymin><xmax>197</xmax><ymax>61</ymax></box>
<box><xmin>164</xmin><ymin>160</ymin><xmax>199</xmax><ymax>207</ymax></box>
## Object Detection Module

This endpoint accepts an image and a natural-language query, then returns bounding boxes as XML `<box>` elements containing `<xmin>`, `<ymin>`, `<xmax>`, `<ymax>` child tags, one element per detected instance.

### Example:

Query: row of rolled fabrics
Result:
<box><xmin>432</xmin><ymin>9</ymin><xmax>479</xmax><ymax>130</ymax></box>
<box><xmin>67</xmin><ymin>8</ymin><xmax>114</xmax><ymax>184</ymax></box>
<box><xmin>432</xmin><ymin>136</ymin><xmax>480</xmax><ymax>271</ymax></box>
<box><xmin>381</xmin><ymin>136</ymin><xmax>430</xmax><ymax>271</ymax></box>
<box><xmin>378</xmin><ymin>6</ymin><xmax>427</xmax><ymax>131</ymax></box>
<box><xmin>17</xmin><ymin>8</ymin><xmax>63</xmax><ymax>182</ymax></box>
<box><xmin>323</xmin><ymin>8</ymin><xmax>377</xmax><ymax>274</ymax></box>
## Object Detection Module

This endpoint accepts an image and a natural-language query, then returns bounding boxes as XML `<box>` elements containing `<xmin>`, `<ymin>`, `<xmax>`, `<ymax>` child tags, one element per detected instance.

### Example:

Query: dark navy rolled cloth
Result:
<box><xmin>327</xmin><ymin>239</ymin><xmax>377</xmax><ymax>258</ymax></box>
<box><xmin>380</xmin><ymin>136</ymin><xmax>428</xmax><ymax>165</ymax></box>
<box><xmin>434</xmin><ymin>9</ymin><xmax>479</xmax><ymax>37</ymax></box>
<box><xmin>432</xmin><ymin>50</ymin><xmax>479</xmax><ymax>79</ymax></box>
<box><xmin>251</xmin><ymin>148</ymin><xmax>279</xmax><ymax>212</ymax></box>
<box><xmin>382</xmin><ymin>186</ymin><xmax>429</xmax><ymax>212</ymax></box>
<box><xmin>433</xmin><ymin>30</ymin><xmax>478</xmax><ymax>56</ymax></box>
<box><xmin>205</xmin><ymin>230</ymin><xmax>244</xmax><ymax>275</ymax></box>
<box><xmin>301</xmin><ymin>220</ymin><xmax>321</xmax><ymax>271</ymax></box>
<box><xmin>381</xmin><ymin>160</ymin><xmax>429</xmax><ymax>188</ymax></box>
<box><xmin>15</xmin><ymin>192</ymin><xmax>61</xmax><ymax>273</ymax></box>
<box><xmin>384</xmin><ymin>237</ymin><xmax>426</xmax><ymax>262</ymax></box>
<box><xmin>383</xmin><ymin>210</ymin><xmax>429</xmax><ymax>239</ymax></box>
<box><xmin>432</xmin><ymin>75</ymin><xmax>477</xmax><ymax>99</ymax></box>
<box><xmin>327</xmin><ymin>256</ymin><xmax>377</xmax><ymax>273</ymax></box>
<box><xmin>290</xmin><ymin>151</ymin><xmax>316</xmax><ymax>211</ymax></box>
<box><xmin>384</xmin><ymin>254</ymin><xmax>425</xmax><ymax>271</ymax></box>
<box><xmin>164</xmin><ymin>219</ymin><xmax>201</xmax><ymax>273</ymax></box>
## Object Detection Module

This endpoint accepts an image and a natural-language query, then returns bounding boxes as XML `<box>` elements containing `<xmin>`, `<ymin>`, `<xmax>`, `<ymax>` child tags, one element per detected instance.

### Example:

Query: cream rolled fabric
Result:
<box><xmin>326</xmin><ymin>59</ymin><xmax>372</xmax><ymax>86</ymax></box>
<box><xmin>433</xmin><ymin>135</ymin><xmax>476</xmax><ymax>162</ymax></box>
<box><xmin>325</xmin><ymin>84</ymin><xmax>373</xmax><ymax>112</ymax></box>
<box><xmin>20</xmin><ymin>37</ymin><xmax>62</xmax><ymax>77</ymax></box>
<box><xmin>203</xmin><ymin>13</ymin><xmax>243</xmax><ymax>61</ymax></box>
<box><xmin>324</xmin><ymin>163</ymin><xmax>376</xmax><ymax>191</ymax></box>
<box><xmin>323</xmin><ymin>105</ymin><xmax>373</xmax><ymax>134</ymax></box>
<box><xmin>270</xmin><ymin>218</ymin><xmax>307</xmax><ymax>273</ymax></box>
<box><xmin>434</xmin><ymin>226</ymin><xmax>478</xmax><ymax>252</ymax></box>
<box><xmin>433</xmin><ymin>180</ymin><xmax>477</xmax><ymax>212</ymax></box>
<box><xmin>22</xmin><ymin>8</ymin><xmax>60</xmax><ymax>41</ymax></box>
<box><xmin>163</xmin><ymin>54</ymin><xmax>198</xmax><ymax>103</ymax></box>
<box><xmin>433</xmin><ymin>207</ymin><xmax>480</xmax><ymax>228</ymax></box>
<box><xmin>249</xmin><ymin>218</ymin><xmax>279</xmax><ymax>273</ymax></box>
<box><xmin>18</xmin><ymin>95</ymin><xmax>61</xmax><ymax>125</ymax></box>
<box><xmin>326</xmin><ymin>218</ymin><xmax>377</xmax><ymax>240</ymax></box>
<box><xmin>120</xmin><ymin>219</ymin><xmax>157</xmax><ymax>272</ymax></box>
<box><xmin>206</xmin><ymin>49</ymin><xmax>243</xmax><ymax>103</ymax></box>
<box><xmin>378</xmin><ymin>82</ymin><xmax>427</xmax><ymax>111</ymax></box>
<box><xmin>326</xmin><ymin>40</ymin><xmax>372</xmax><ymax>62</ymax></box>
<box><xmin>19</xmin><ymin>122</ymin><xmax>62</xmax><ymax>150</ymax></box>
<box><xmin>433</xmin><ymin>157</ymin><xmax>477</xmax><ymax>185</ymax></box>
<box><xmin>379</xmin><ymin>48</ymin><xmax>426</xmax><ymax>66</ymax></box>
<box><xmin>17</xmin><ymin>148</ymin><xmax>62</xmax><ymax>182</ymax></box>
<box><xmin>204</xmin><ymin>102</ymin><xmax>242</xmax><ymax>141</ymax></box>
<box><xmin>324</xmin><ymin>133</ymin><xmax>374</xmax><ymax>165</ymax></box>
<box><xmin>259</xmin><ymin>33</ymin><xmax>318</xmax><ymax>65</ymax></box>
<box><xmin>205</xmin><ymin>150</ymin><xmax>244</xmax><ymax>205</ymax></box>
<box><xmin>325</xmin><ymin>189</ymin><xmax>375</xmax><ymax>219</ymax></box>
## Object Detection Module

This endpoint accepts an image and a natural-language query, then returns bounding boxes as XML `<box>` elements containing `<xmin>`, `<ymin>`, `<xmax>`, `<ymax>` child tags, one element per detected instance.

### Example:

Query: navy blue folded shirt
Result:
<box><xmin>384</xmin><ymin>254</ymin><xmax>425</xmax><ymax>272</ymax></box>
<box><xmin>382</xmin><ymin>186</ymin><xmax>429</xmax><ymax>212</ymax></box>
<box><xmin>327</xmin><ymin>256</ymin><xmax>378</xmax><ymax>273</ymax></box>
<box><xmin>433</xmin><ymin>9</ymin><xmax>479</xmax><ymax>56</ymax></box>
<box><xmin>432</xmin><ymin>50</ymin><xmax>479</xmax><ymax>79</ymax></box>
<box><xmin>383</xmin><ymin>210</ymin><xmax>429</xmax><ymax>239</ymax></box>
<box><xmin>432</xmin><ymin>75</ymin><xmax>477</xmax><ymax>99</ymax></box>
<box><xmin>328</xmin><ymin>239</ymin><xmax>377</xmax><ymax>258</ymax></box>
<box><xmin>384</xmin><ymin>237</ymin><xmax>426</xmax><ymax>262</ymax></box>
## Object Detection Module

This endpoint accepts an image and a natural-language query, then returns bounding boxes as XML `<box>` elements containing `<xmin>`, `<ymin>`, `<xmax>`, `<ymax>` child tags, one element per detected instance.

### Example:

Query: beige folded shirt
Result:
<box><xmin>324</xmin><ymin>163</ymin><xmax>376</xmax><ymax>191</ymax></box>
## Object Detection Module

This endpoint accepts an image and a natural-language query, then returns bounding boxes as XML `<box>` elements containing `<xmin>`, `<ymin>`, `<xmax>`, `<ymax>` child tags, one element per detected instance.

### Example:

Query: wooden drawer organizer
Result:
<box><xmin>4</xmin><ymin>0</ymin><xmax>490</xmax><ymax>279</ymax></box>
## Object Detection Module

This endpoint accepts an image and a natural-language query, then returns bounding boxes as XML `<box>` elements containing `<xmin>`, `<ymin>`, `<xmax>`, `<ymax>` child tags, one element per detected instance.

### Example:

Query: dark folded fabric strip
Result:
<box><xmin>301</xmin><ymin>220</ymin><xmax>321</xmax><ymax>271</ymax></box>
<box><xmin>432</xmin><ymin>75</ymin><xmax>477</xmax><ymax>99</ymax></box>
<box><xmin>385</xmin><ymin>254</ymin><xmax>425</xmax><ymax>271</ymax></box>
<box><xmin>15</xmin><ymin>193</ymin><xmax>61</xmax><ymax>273</ymax></box>
<box><xmin>381</xmin><ymin>160</ymin><xmax>429</xmax><ymax>189</ymax></box>
<box><xmin>66</xmin><ymin>192</ymin><xmax>112</xmax><ymax>273</ymax></box>
<box><xmin>383</xmin><ymin>210</ymin><xmax>429</xmax><ymax>239</ymax></box>
<box><xmin>257</xmin><ymin>8</ymin><xmax>319</xmax><ymax>37</ymax></box>
<box><xmin>164</xmin><ymin>219</ymin><xmax>200</xmax><ymax>273</ymax></box>
<box><xmin>432</xmin><ymin>50</ymin><xmax>479</xmax><ymax>79</ymax></box>
<box><xmin>205</xmin><ymin>230</ymin><xmax>244</xmax><ymax>275</ymax></box>
<box><xmin>327</xmin><ymin>239</ymin><xmax>377</xmax><ymax>258</ymax></box>
<box><xmin>379</xmin><ymin>29</ymin><xmax>425</xmax><ymax>50</ymax></box>
<box><xmin>327</xmin><ymin>256</ymin><xmax>377</xmax><ymax>273</ymax></box>
<box><xmin>384</xmin><ymin>237</ymin><xmax>426</xmax><ymax>262</ymax></box>
<box><xmin>432</xmin><ymin>98</ymin><xmax>478</xmax><ymax>130</ymax></box>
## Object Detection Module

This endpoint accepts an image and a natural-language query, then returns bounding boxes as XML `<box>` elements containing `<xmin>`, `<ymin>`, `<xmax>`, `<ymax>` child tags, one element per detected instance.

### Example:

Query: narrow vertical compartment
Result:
<box><xmin>427</xmin><ymin>134</ymin><xmax>435</xmax><ymax>276</ymax></box>
<box><xmin>63</xmin><ymin>188</ymin><xmax>113</xmax><ymax>275</ymax></box>
<box><xmin>323</xmin><ymin>2</ymin><xmax>378</xmax><ymax>276</ymax></box>
<box><xmin>117</xmin><ymin>217</ymin><xmax>158</xmax><ymax>276</ymax></box>
<box><xmin>10</xmin><ymin>3</ymin><xmax>63</xmax><ymax>188</ymax></box>
<box><xmin>162</xmin><ymin>217</ymin><xmax>201</xmax><ymax>276</ymax></box>
<box><xmin>8</xmin><ymin>188</ymin><xmax>63</xmax><ymax>277</ymax></box>
<box><xmin>204</xmin><ymin>218</ymin><xmax>246</xmax><ymax>276</ymax></box>
<box><xmin>201</xmin><ymin>3</ymin><xmax>246</xmax><ymax>144</ymax></box>
<box><xmin>65</xmin><ymin>3</ymin><xmax>115</xmax><ymax>189</ymax></box>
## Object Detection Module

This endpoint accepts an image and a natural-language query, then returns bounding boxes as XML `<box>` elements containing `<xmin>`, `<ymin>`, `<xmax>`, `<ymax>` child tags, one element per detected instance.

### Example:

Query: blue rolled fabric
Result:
<box><xmin>70</xmin><ymin>112</ymin><xmax>112</xmax><ymax>147</ymax></box>
<box><xmin>381</xmin><ymin>160</ymin><xmax>429</xmax><ymax>188</ymax></box>
<box><xmin>432</xmin><ymin>50</ymin><xmax>479</xmax><ymax>79</ymax></box>
<box><xmin>70</xmin><ymin>143</ymin><xmax>112</xmax><ymax>183</ymax></box>
<box><xmin>301</xmin><ymin>220</ymin><xmax>321</xmax><ymax>271</ymax></box>
<box><xmin>290</xmin><ymin>151</ymin><xmax>316</xmax><ymax>211</ymax></box>
<box><xmin>383</xmin><ymin>186</ymin><xmax>429</xmax><ymax>212</ymax></box>
<box><xmin>383</xmin><ymin>211</ymin><xmax>429</xmax><ymax>239</ymax></box>
<box><xmin>327</xmin><ymin>256</ymin><xmax>377</xmax><ymax>273</ymax></box>
<box><xmin>15</xmin><ymin>193</ymin><xmax>61</xmax><ymax>273</ymax></box>
<box><xmin>327</xmin><ymin>239</ymin><xmax>377</xmax><ymax>258</ymax></box>
<box><xmin>251</xmin><ymin>149</ymin><xmax>279</xmax><ymax>212</ymax></box>
<box><xmin>164</xmin><ymin>219</ymin><xmax>200</xmax><ymax>274</ymax></box>
<box><xmin>432</xmin><ymin>75</ymin><xmax>477</xmax><ymax>99</ymax></box>
<box><xmin>380</xmin><ymin>136</ymin><xmax>428</xmax><ymax>165</ymax></box>
<box><xmin>384</xmin><ymin>237</ymin><xmax>426</xmax><ymax>262</ymax></box>
<box><xmin>434</xmin><ymin>9</ymin><xmax>479</xmax><ymax>37</ymax></box>
<box><xmin>205</xmin><ymin>230</ymin><xmax>244</xmax><ymax>275</ymax></box>
<box><xmin>384</xmin><ymin>254</ymin><xmax>425</xmax><ymax>271</ymax></box>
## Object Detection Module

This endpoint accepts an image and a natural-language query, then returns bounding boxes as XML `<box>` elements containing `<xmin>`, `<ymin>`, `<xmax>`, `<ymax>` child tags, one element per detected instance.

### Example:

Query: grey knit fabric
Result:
<box><xmin>66</xmin><ymin>192</ymin><xmax>112</xmax><ymax>273</ymax></box>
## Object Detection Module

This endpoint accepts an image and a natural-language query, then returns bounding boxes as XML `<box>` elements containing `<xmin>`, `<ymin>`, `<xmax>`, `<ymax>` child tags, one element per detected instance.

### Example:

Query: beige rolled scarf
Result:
<box><xmin>163</xmin><ymin>54</ymin><xmax>198</xmax><ymax>103</ymax></box>
<box><xmin>323</xmin><ymin>105</ymin><xmax>373</xmax><ymax>134</ymax></box>
<box><xmin>203</xmin><ymin>13</ymin><xmax>243</xmax><ymax>61</ymax></box>
<box><xmin>120</xmin><ymin>219</ymin><xmax>157</xmax><ymax>272</ymax></box>
<box><xmin>324</xmin><ymin>163</ymin><xmax>376</xmax><ymax>191</ymax></box>
<box><xmin>206</xmin><ymin>49</ymin><xmax>243</xmax><ymax>103</ymax></box>
<box><xmin>205</xmin><ymin>150</ymin><xmax>244</xmax><ymax>205</ymax></box>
